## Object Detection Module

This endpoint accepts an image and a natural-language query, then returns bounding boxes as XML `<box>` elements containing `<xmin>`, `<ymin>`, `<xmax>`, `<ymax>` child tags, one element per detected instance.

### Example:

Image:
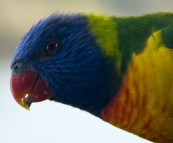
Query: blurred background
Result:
<box><xmin>1</xmin><ymin>0</ymin><xmax>173</xmax><ymax>143</ymax></box>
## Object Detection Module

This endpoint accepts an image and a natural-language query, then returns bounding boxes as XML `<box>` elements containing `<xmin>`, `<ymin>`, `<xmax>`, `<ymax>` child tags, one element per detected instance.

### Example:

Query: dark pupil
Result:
<box><xmin>48</xmin><ymin>43</ymin><xmax>55</xmax><ymax>51</ymax></box>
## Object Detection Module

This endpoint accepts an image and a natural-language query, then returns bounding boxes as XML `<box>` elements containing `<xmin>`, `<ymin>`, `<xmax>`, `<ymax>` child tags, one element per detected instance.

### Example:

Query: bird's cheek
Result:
<box><xmin>10</xmin><ymin>70</ymin><xmax>54</xmax><ymax>109</ymax></box>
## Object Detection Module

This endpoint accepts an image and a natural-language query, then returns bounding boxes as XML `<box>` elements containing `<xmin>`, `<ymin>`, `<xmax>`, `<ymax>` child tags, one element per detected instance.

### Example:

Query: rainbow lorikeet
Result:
<box><xmin>10</xmin><ymin>12</ymin><xmax>173</xmax><ymax>142</ymax></box>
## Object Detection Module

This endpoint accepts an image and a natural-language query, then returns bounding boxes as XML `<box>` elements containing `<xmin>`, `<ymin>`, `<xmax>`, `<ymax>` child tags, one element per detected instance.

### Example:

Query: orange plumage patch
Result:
<box><xmin>101</xmin><ymin>30</ymin><xmax>173</xmax><ymax>143</ymax></box>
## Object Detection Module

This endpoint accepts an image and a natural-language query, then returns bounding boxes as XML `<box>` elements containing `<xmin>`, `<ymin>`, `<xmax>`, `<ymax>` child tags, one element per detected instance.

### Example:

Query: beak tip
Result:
<box><xmin>19</xmin><ymin>95</ymin><xmax>32</xmax><ymax>110</ymax></box>
<box><xmin>21</xmin><ymin>103</ymin><xmax>30</xmax><ymax>110</ymax></box>
<box><xmin>26</xmin><ymin>95</ymin><xmax>32</xmax><ymax>107</ymax></box>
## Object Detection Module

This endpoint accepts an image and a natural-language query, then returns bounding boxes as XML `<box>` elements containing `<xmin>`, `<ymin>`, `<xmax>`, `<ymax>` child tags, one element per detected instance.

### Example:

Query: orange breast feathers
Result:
<box><xmin>101</xmin><ymin>31</ymin><xmax>173</xmax><ymax>143</ymax></box>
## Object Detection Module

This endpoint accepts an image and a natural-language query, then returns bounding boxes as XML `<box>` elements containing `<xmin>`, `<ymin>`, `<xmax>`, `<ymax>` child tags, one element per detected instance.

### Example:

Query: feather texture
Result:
<box><xmin>10</xmin><ymin>12</ymin><xmax>173</xmax><ymax>142</ymax></box>
<box><xmin>101</xmin><ymin>29</ymin><xmax>173</xmax><ymax>142</ymax></box>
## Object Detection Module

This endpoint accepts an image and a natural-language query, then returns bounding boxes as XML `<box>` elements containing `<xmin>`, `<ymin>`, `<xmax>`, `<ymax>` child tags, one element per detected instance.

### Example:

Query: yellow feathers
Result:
<box><xmin>101</xmin><ymin>30</ymin><xmax>173</xmax><ymax>142</ymax></box>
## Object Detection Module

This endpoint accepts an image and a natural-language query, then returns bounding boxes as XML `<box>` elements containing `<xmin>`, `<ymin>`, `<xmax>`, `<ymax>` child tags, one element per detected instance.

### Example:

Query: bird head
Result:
<box><xmin>10</xmin><ymin>13</ymin><xmax>117</xmax><ymax>114</ymax></box>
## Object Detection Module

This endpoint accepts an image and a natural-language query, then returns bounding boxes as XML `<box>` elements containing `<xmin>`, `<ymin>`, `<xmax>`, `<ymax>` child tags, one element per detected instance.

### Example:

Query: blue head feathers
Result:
<box><xmin>11</xmin><ymin>12</ymin><xmax>117</xmax><ymax>116</ymax></box>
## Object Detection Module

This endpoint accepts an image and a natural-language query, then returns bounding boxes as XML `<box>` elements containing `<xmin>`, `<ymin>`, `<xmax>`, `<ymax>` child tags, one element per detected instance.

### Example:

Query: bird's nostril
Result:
<box><xmin>12</xmin><ymin>63</ymin><xmax>21</xmax><ymax>73</ymax></box>
<box><xmin>13</xmin><ymin>65</ymin><xmax>19</xmax><ymax>70</ymax></box>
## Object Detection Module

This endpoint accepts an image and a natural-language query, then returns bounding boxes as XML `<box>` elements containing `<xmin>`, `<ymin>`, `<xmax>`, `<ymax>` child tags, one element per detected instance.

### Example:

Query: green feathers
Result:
<box><xmin>84</xmin><ymin>12</ymin><xmax>173</xmax><ymax>74</ymax></box>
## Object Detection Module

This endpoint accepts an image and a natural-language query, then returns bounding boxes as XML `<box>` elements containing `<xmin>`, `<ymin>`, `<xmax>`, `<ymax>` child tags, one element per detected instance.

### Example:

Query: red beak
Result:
<box><xmin>10</xmin><ymin>70</ymin><xmax>54</xmax><ymax>110</ymax></box>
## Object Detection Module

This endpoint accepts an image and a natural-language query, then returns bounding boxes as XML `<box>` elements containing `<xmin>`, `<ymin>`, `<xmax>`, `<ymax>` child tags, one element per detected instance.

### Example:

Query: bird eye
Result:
<box><xmin>46</xmin><ymin>41</ymin><xmax>59</xmax><ymax>54</ymax></box>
